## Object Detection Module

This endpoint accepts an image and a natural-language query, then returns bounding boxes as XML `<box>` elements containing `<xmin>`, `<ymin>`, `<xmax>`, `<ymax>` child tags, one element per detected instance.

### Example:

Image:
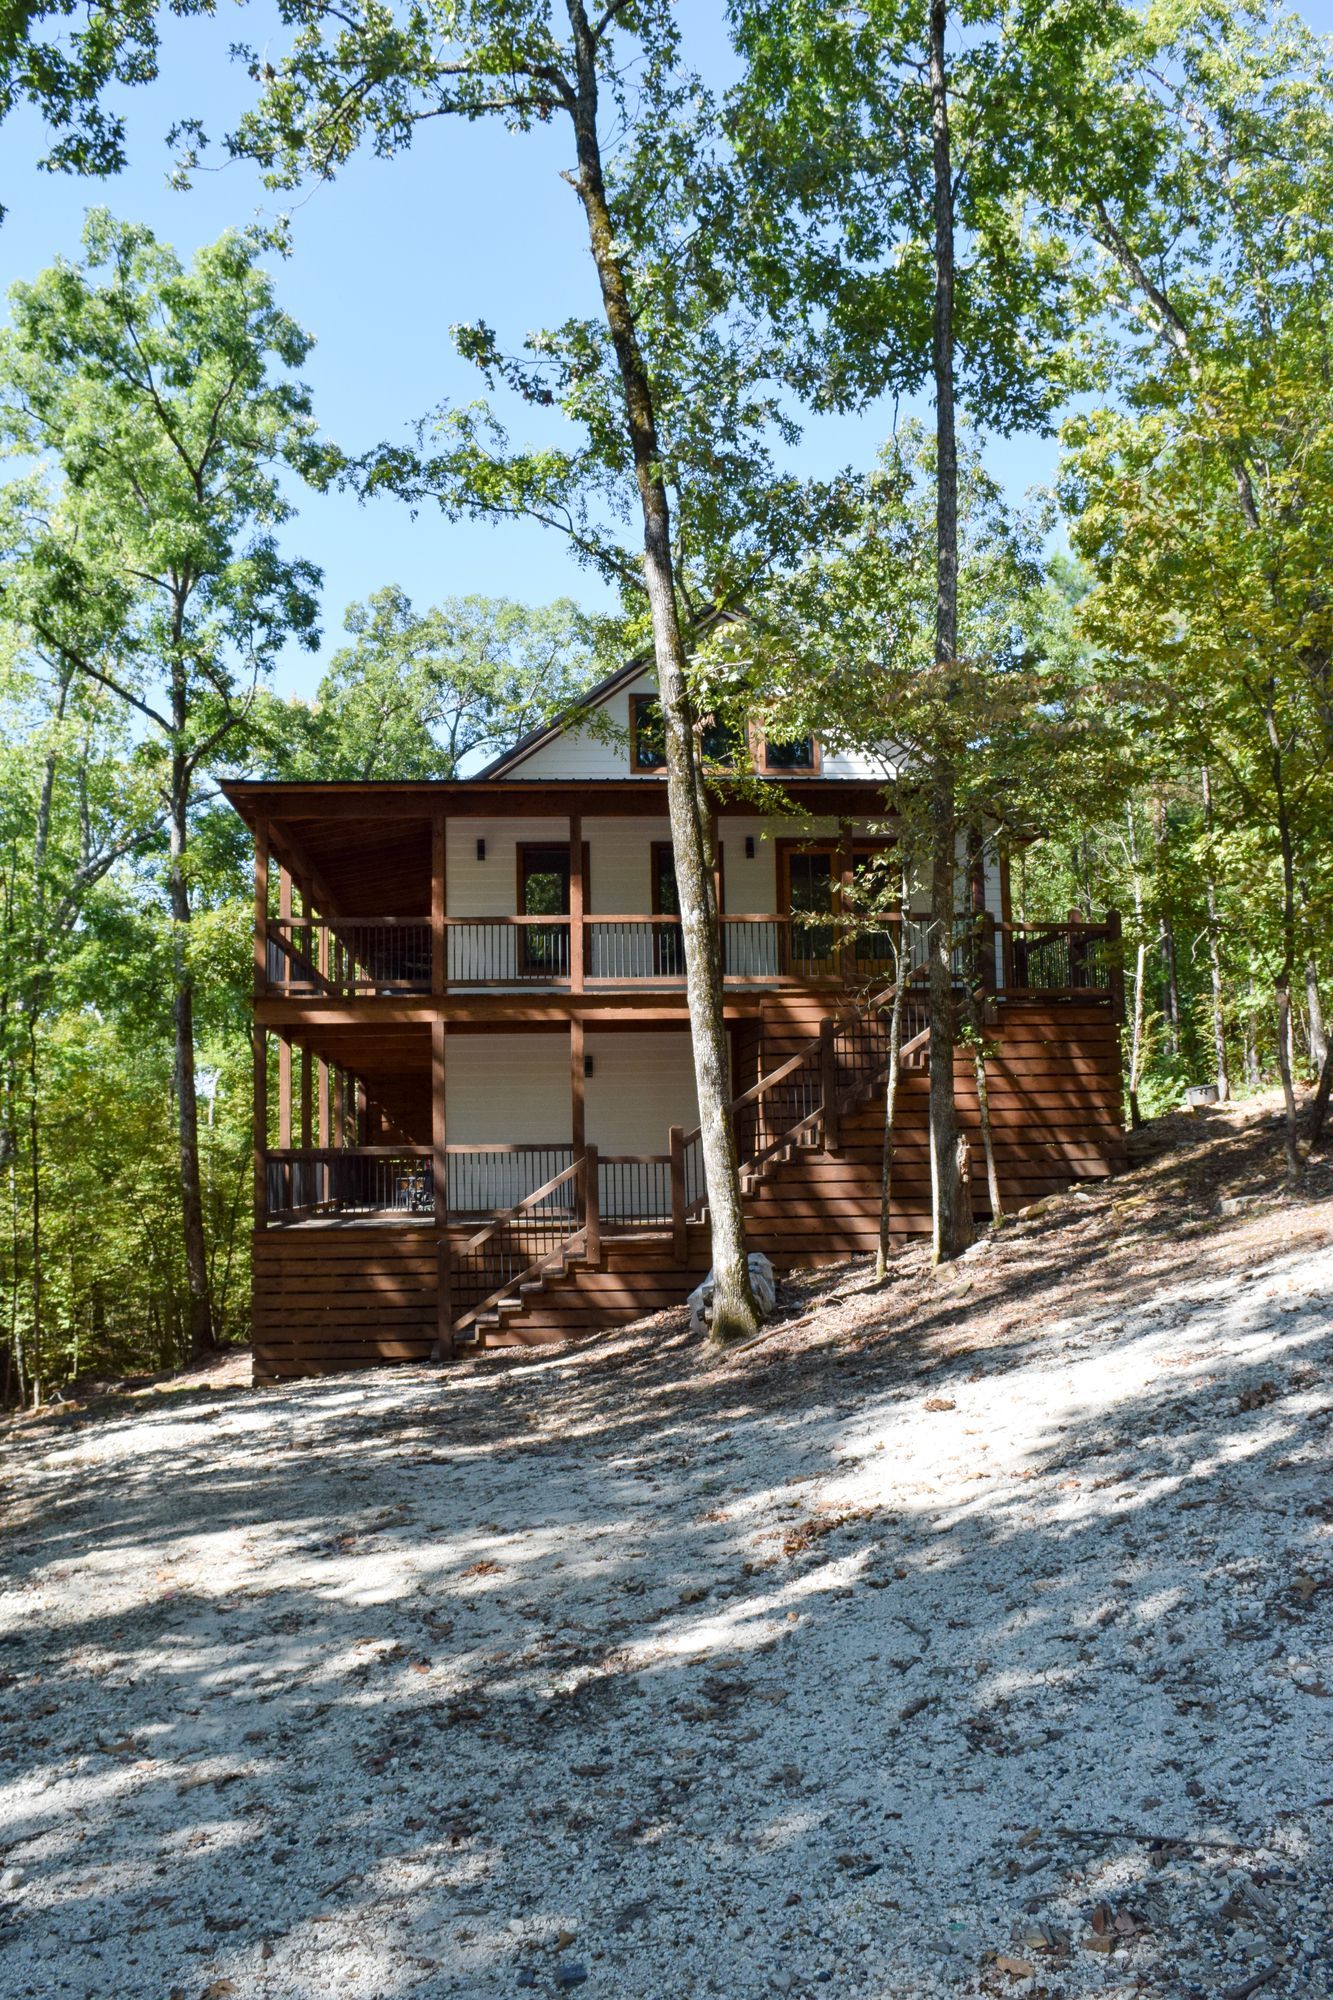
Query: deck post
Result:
<box><xmin>998</xmin><ymin>843</ymin><xmax>1015</xmax><ymax>992</ymax></box>
<box><xmin>300</xmin><ymin>1047</ymin><xmax>313</xmax><ymax>1149</ymax></box>
<box><xmin>1105</xmin><ymin>906</ymin><xmax>1125</xmax><ymax>1021</ymax></box>
<box><xmin>253</xmin><ymin>1026</ymin><xmax>268</xmax><ymax>1231</ymax></box>
<box><xmin>432</xmin><ymin>809</ymin><xmax>447</xmax><ymax>996</ymax></box>
<box><xmin>253</xmin><ymin>819</ymin><xmax>269</xmax><ymax>999</ymax></box>
<box><xmin>837</xmin><ymin>820</ymin><xmax>854</xmax><ymax>987</ymax></box>
<box><xmin>582</xmin><ymin>1142</ymin><xmax>600</xmax><ymax>1265</ymax></box>
<box><xmin>277</xmin><ymin>1035</ymin><xmax>291</xmax><ymax>1149</ymax></box>
<box><xmin>432</xmin><ymin>1019</ymin><xmax>453</xmax><ymax>1362</ymax></box>
<box><xmin>980</xmin><ymin>910</ymin><xmax>998</xmax><ymax>997</ymax></box>
<box><xmin>568</xmin><ymin>813</ymin><xmax>584</xmax><ymax>993</ymax></box>
<box><xmin>669</xmin><ymin>1124</ymin><xmax>687</xmax><ymax>1264</ymax></box>
<box><xmin>569</xmin><ymin>1013</ymin><xmax>586</xmax><ymax>1154</ymax></box>
<box><xmin>820</xmin><ymin>1016</ymin><xmax>841</xmax><ymax>1153</ymax></box>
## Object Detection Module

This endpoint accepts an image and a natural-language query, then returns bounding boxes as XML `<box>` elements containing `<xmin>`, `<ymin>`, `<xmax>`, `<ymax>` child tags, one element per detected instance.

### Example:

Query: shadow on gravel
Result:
<box><xmin>1</xmin><ymin>1129</ymin><xmax>1329</xmax><ymax>1997</ymax></box>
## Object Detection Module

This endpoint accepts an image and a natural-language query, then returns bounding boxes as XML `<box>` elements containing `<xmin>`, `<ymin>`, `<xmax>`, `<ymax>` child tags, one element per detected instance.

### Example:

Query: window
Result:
<box><xmin>629</xmin><ymin>694</ymin><xmax>741</xmax><ymax>772</ymax></box>
<box><xmin>761</xmin><ymin>733</ymin><xmax>819</xmax><ymax>773</ymax></box>
<box><xmin>629</xmin><ymin>694</ymin><xmax>667</xmax><ymax>772</ymax></box>
<box><xmin>518</xmin><ymin>844</ymin><xmax>571</xmax><ymax>977</ymax></box>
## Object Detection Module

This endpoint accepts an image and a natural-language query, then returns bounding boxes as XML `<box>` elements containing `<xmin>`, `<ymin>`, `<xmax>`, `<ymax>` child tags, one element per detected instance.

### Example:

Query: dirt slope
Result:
<box><xmin>0</xmin><ymin>1092</ymin><xmax>1330</xmax><ymax>2000</ymax></box>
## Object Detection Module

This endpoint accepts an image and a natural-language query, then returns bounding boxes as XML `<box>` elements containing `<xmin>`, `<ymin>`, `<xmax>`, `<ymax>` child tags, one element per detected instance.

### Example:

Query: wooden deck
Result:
<box><xmin>251</xmin><ymin>998</ymin><xmax>1125</xmax><ymax>1382</ymax></box>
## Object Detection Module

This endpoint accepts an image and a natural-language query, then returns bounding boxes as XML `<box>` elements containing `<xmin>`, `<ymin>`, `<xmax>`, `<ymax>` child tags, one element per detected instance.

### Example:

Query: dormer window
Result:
<box><xmin>629</xmin><ymin>695</ymin><xmax>742</xmax><ymax>772</ymax></box>
<box><xmin>760</xmin><ymin>733</ymin><xmax>820</xmax><ymax>774</ymax></box>
<box><xmin>629</xmin><ymin>694</ymin><xmax>667</xmax><ymax>771</ymax></box>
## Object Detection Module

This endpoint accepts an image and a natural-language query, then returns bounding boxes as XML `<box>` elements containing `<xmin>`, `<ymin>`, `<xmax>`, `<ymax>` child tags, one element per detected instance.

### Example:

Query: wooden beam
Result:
<box><xmin>570</xmin><ymin>1013</ymin><xmax>586</xmax><ymax>1153</ymax></box>
<box><xmin>669</xmin><ymin>1124</ymin><xmax>687</xmax><ymax>1264</ymax></box>
<box><xmin>300</xmin><ymin>1047</ymin><xmax>313</xmax><ymax>1150</ymax></box>
<box><xmin>222</xmin><ymin>777</ymin><xmax>898</xmax><ymax>824</ymax></box>
<box><xmin>837</xmin><ymin>819</ymin><xmax>854</xmax><ymax>988</ymax></box>
<box><xmin>432</xmin><ymin>1019</ymin><xmax>452</xmax><ymax>1362</ymax></box>
<box><xmin>277</xmin><ymin>1034</ymin><xmax>291</xmax><ymax>1149</ymax></box>
<box><xmin>253</xmin><ymin>819</ymin><xmax>269</xmax><ymax>999</ymax></box>
<box><xmin>253</xmin><ymin>1026</ymin><xmax>268</xmax><ymax>1232</ymax></box>
<box><xmin>568</xmin><ymin>812</ymin><xmax>584</xmax><ymax>995</ymax></box>
<box><xmin>432</xmin><ymin>809</ymin><xmax>447</xmax><ymax>997</ymax></box>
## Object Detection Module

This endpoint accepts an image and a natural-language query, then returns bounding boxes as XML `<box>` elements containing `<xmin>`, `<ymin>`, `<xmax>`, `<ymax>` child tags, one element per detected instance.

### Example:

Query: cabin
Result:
<box><xmin>224</xmin><ymin>644</ymin><xmax>1126</xmax><ymax>1384</ymax></box>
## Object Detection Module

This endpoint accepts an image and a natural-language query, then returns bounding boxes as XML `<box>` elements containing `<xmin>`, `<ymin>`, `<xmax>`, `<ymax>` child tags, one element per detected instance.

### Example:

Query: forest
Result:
<box><xmin>2</xmin><ymin>0</ymin><xmax>1331</xmax><ymax>1400</ymax></box>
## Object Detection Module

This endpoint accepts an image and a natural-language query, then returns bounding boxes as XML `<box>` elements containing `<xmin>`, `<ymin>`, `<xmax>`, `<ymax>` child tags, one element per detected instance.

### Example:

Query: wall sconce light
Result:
<box><xmin>584</xmin><ymin>1055</ymin><xmax>595</xmax><ymax>1078</ymax></box>
<box><xmin>476</xmin><ymin>838</ymin><xmax>486</xmax><ymax>862</ymax></box>
<box><xmin>744</xmin><ymin>835</ymin><xmax>756</xmax><ymax>859</ymax></box>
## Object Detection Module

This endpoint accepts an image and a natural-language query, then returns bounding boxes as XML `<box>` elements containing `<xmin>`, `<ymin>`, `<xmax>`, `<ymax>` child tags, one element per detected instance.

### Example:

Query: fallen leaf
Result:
<box><xmin>924</xmin><ymin>1396</ymin><xmax>956</xmax><ymax>1412</ymax></box>
<box><xmin>993</xmin><ymin>1955</ymin><xmax>1035</xmax><ymax>1979</ymax></box>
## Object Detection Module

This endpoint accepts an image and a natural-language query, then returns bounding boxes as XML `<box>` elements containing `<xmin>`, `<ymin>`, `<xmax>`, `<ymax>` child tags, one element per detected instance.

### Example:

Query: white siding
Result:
<box><xmin>446</xmin><ymin>1033</ymin><xmax>570</xmax><ymax>1144</ymax></box>
<box><xmin>498</xmin><ymin>669</ymin><xmax>656</xmax><ymax>779</ymax></box>
<box><xmin>494</xmin><ymin>661</ymin><xmax>906</xmax><ymax>784</ymax></box>
<box><xmin>444</xmin><ymin>1028</ymin><xmax>703</xmax><ymax>1153</ymax></box>
<box><xmin>585</xmin><ymin>1031</ymin><xmax>701</xmax><ymax>1152</ymax></box>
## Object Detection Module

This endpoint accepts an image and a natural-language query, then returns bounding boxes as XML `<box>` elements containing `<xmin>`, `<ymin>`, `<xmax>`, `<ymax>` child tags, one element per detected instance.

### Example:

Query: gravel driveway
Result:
<box><xmin>2</xmin><ymin>1198</ymin><xmax>1331</xmax><ymax>1999</ymax></box>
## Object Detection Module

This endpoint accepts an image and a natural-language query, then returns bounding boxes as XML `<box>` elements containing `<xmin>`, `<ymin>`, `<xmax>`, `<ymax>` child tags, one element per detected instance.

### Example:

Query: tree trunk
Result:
<box><xmin>1243</xmin><ymin>982</ymin><xmax>1262</xmax><ymax>1091</ymax></box>
<box><xmin>168</xmin><ymin>767</ymin><xmax>215</xmax><ymax>1351</ymax></box>
<box><xmin>875</xmin><ymin>871</ymin><xmax>911</xmax><ymax>1282</ymax></box>
<box><xmin>1309</xmin><ymin>1038</ymin><xmax>1333</xmax><ymax>1152</ymax></box>
<box><xmin>565</xmin><ymin>0</ymin><xmax>755</xmax><ymax>1339</ymax></box>
<box><xmin>1264</xmin><ymin>685</ymin><xmax>1302</xmax><ymax>1180</ymax></box>
<box><xmin>961</xmin><ymin>972</ymin><xmax>1003</xmax><ymax>1226</ymax></box>
<box><xmin>1200</xmin><ymin>767</ymin><xmax>1230</xmax><ymax>1101</ymax></box>
<box><xmin>927</xmin><ymin>0</ymin><xmax>965</xmax><ymax>1264</ymax></box>
<box><xmin>1126</xmin><ymin>801</ymin><xmax>1148</xmax><ymax>1129</ymax></box>
<box><xmin>1304</xmin><ymin>958</ymin><xmax>1327</xmax><ymax>1074</ymax></box>
<box><xmin>24</xmin><ymin>1010</ymin><xmax>41</xmax><ymax>1407</ymax></box>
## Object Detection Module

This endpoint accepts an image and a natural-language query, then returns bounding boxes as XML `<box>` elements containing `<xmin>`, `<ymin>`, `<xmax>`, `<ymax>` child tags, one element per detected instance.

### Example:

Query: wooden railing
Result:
<box><xmin>670</xmin><ymin>963</ymin><xmax>934</xmax><ymax>1252</ymax></box>
<box><xmin>265</xmin><ymin>1143</ymin><xmax>578</xmax><ymax>1223</ymax></box>
<box><xmin>451</xmin><ymin>1147</ymin><xmax>599</xmax><ymax>1335</ymax></box>
<box><xmin>262</xmin><ymin>907</ymin><xmax>1118</xmax><ymax>999</ymax></box>
<box><xmin>266</xmin><ymin>917</ymin><xmax>432</xmax><ymax>995</ymax></box>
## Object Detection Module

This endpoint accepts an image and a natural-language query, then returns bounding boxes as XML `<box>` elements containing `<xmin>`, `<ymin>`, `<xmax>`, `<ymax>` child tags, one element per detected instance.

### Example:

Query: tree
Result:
<box><xmin>701</xmin><ymin>427</ymin><xmax>1082</xmax><ymax>1247</ymax></box>
<box><xmin>0</xmin><ymin>0</ymin><xmax>213</xmax><ymax>212</ymax></box>
<box><xmin>0</xmin><ymin>212</ymin><xmax>321</xmax><ymax>1349</ymax></box>
<box><xmin>1049</xmin><ymin>3</ymin><xmax>1333</xmax><ymax>1175</ymax></box>
<box><xmin>727</xmin><ymin>0</ymin><xmax>1141</xmax><ymax>1258</ymax></box>
<box><xmin>254</xmin><ymin>588</ymin><xmax>613</xmax><ymax>781</ymax></box>
<box><xmin>211</xmin><ymin>0</ymin><xmax>862</xmax><ymax>1340</ymax></box>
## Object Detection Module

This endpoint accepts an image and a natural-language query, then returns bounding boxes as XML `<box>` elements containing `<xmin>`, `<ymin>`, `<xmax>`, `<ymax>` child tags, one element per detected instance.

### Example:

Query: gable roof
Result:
<box><xmin>473</xmin><ymin>606</ymin><xmax>739</xmax><ymax>780</ymax></box>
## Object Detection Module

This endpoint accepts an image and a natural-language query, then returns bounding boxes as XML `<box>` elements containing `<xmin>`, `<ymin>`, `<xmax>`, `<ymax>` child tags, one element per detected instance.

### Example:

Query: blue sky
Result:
<box><xmin>2</xmin><ymin>1</ymin><xmax>1330</xmax><ymax>700</ymax></box>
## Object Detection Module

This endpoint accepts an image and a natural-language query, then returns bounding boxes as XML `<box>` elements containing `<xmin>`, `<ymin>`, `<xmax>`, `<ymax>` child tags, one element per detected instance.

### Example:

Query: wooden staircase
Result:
<box><xmin>456</xmin><ymin>1232</ymin><xmax>595</xmax><ymax>1343</ymax></box>
<box><xmin>451</xmin><ymin>968</ymin><xmax>934</xmax><ymax>1349</ymax></box>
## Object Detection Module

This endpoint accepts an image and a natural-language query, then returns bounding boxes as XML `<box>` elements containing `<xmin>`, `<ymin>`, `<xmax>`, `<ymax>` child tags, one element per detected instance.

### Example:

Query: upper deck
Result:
<box><xmin>223</xmin><ymin>776</ymin><xmax>1119</xmax><ymax>1014</ymax></box>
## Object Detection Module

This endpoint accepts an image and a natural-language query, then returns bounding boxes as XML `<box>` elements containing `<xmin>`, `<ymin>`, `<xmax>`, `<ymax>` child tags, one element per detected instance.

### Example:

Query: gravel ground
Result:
<box><xmin>1</xmin><ymin>1099</ymin><xmax>1331</xmax><ymax>2000</ymax></box>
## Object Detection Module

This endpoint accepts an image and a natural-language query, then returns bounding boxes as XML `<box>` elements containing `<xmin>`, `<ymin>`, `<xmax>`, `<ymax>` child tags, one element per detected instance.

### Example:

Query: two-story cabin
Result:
<box><xmin>225</xmin><ymin>646</ymin><xmax>1125</xmax><ymax>1383</ymax></box>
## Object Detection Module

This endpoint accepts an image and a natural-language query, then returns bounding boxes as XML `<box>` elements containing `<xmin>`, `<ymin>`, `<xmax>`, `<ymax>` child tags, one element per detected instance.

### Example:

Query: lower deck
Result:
<box><xmin>251</xmin><ymin>999</ymin><xmax>1126</xmax><ymax>1382</ymax></box>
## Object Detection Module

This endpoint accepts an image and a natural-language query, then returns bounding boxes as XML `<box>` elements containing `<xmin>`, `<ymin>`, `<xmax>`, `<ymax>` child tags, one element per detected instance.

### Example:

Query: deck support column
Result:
<box><xmin>432</xmin><ymin>810</ymin><xmax>447</xmax><ymax>996</ymax></box>
<box><xmin>570</xmin><ymin>1014</ymin><xmax>586</xmax><ymax>1155</ymax></box>
<box><xmin>568</xmin><ymin>813</ymin><xmax>584</xmax><ymax>993</ymax></box>
<box><xmin>432</xmin><ymin>1018</ymin><xmax>452</xmax><ymax>1363</ymax></box>
<box><xmin>669</xmin><ymin>1124</ymin><xmax>687</xmax><ymax>1264</ymax></box>
<box><xmin>837</xmin><ymin>820</ymin><xmax>854</xmax><ymax>987</ymax></box>
<box><xmin>253</xmin><ymin>819</ymin><xmax>269</xmax><ymax>999</ymax></box>
<box><xmin>277</xmin><ymin>1035</ymin><xmax>291</xmax><ymax>1150</ymax></box>
<box><xmin>253</xmin><ymin>1026</ymin><xmax>268</xmax><ymax>1231</ymax></box>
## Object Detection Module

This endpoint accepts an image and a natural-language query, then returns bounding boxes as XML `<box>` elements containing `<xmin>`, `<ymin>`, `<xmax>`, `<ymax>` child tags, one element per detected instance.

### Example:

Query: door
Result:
<box><xmin>518</xmin><ymin>845</ymin><xmax>571</xmax><ymax>978</ymax></box>
<box><xmin>650</xmin><ymin>841</ymin><xmax>685</xmax><ymax>976</ymax></box>
<box><xmin>781</xmin><ymin>844</ymin><xmax>837</xmax><ymax>976</ymax></box>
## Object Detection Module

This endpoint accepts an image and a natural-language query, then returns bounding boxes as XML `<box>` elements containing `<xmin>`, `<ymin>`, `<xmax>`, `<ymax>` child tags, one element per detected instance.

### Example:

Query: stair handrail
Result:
<box><xmin>671</xmin><ymin>960</ymin><xmax>933</xmax><ymax>1238</ymax></box>
<box><xmin>451</xmin><ymin>1146</ymin><xmax>597</xmax><ymax>1336</ymax></box>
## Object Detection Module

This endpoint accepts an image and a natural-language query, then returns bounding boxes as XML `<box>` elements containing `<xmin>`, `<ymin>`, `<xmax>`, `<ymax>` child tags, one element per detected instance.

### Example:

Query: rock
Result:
<box><xmin>688</xmin><ymin>1253</ymin><xmax>777</xmax><ymax>1336</ymax></box>
<box><xmin>0</xmin><ymin>1867</ymin><xmax>25</xmax><ymax>1892</ymax></box>
<box><xmin>554</xmin><ymin>1965</ymin><xmax>588</xmax><ymax>1990</ymax></box>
